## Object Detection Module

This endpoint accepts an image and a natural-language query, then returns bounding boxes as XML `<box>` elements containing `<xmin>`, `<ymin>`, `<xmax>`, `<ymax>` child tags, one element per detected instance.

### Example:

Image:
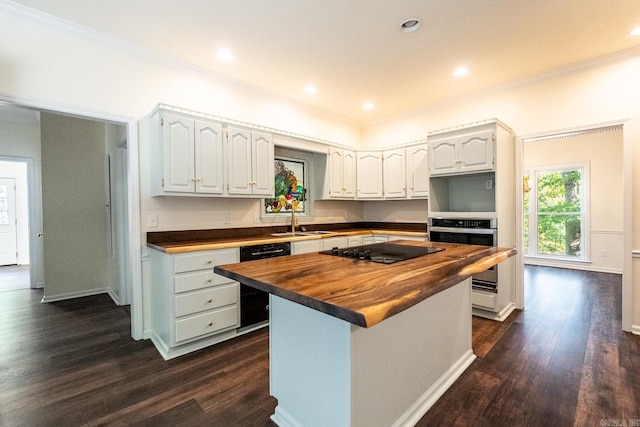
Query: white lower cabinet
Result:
<box><xmin>149</xmin><ymin>247</ymin><xmax>241</xmax><ymax>360</ymax></box>
<box><xmin>292</xmin><ymin>240</ymin><xmax>322</xmax><ymax>254</ymax></box>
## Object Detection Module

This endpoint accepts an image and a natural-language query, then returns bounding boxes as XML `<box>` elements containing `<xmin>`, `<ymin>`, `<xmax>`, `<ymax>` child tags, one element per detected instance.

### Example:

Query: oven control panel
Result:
<box><xmin>429</xmin><ymin>218</ymin><xmax>496</xmax><ymax>229</ymax></box>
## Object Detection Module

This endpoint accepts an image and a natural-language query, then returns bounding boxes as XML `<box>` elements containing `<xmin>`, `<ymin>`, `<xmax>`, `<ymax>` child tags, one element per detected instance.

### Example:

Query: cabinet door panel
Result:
<box><xmin>407</xmin><ymin>145</ymin><xmax>429</xmax><ymax>197</ymax></box>
<box><xmin>342</xmin><ymin>150</ymin><xmax>357</xmax><ymax>198</ymax></box>
<box><xmin>328</xmin><ymin>149</ymin><xmax>345</xmax><ymax>197</ymax></box>
<box><xmin>459</xmin><ymin>130</ymin><xmax>494</xmax><ymax>173</ymax></box>
<box><xmin>162</xmin><ymin>113</ymin><xmax>195</xmax><ymax>192</ymax></box>
<box><xmin>227</xmin><ymin>127</ymin><xmax>253</xmax><ymax>195</ymax></box>
<box><xmin>195</xmin><ymin>120</ymin><xmax>224</xmax><ymax>194</ymax></box>
<box><xmin>357</xmin><ymin>152</ymin><xmax>383</xmax><ymax>198</ymax></box>
<box><xmin>430</xmin><ymin>140</ymin><xmax>457</xmax><ymax>176</ymax></box>
<box><xmin>252</xmin><ymin>131</ymin><xmax>274</xmax><ymax>196</ymax></box>
<box><xmin>383</xmin><ymin>149</ymin><xmax>406</xmax><ymax>198</ymax></box>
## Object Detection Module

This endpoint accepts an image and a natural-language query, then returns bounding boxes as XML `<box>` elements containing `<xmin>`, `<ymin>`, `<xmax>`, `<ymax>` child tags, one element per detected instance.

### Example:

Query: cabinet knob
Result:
<box><xmin>207</xmin><ymin>279</ymin><xmax>213</xmax><ymax>283</ymax></box>
<box><xmin>208</xmin><ymin>322</ymin><xmax>213</xmax><ymax>327</ymax></box>
<box><xmin>206</xmin><ymin>260</ymin><xmax>213</xmax><ymax>264</ymax></box>
<box><xmin>192</xmin><ymin>177</ymin><xmax>197</xmax><ymax>181</ymax></box>
<box><xmin>207</xmin><ymin>299</ymin><xmax>213</xmax><ymax>303</ymax></box>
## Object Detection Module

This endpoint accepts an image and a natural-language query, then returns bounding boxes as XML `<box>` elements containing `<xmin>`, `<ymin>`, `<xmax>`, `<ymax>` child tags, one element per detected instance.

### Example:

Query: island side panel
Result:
<box><xmin>269</xmin><ymin>278</ymin><xmax>476</xmax><ymax>427</ymax></box>
<box><xmin>270</xmin><ymin>294</ymin><xmax>352</xmax><ymax>427</ymax></box>
<box><xmin>350</xmin><ymin>277</ymin><xmax>475</xmax><ymax>427</ymax></box>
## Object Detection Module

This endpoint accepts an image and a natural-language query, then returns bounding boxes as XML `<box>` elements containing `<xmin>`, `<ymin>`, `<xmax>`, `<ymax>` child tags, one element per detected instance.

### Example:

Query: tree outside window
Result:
<box><xmin>524</xmin><ymin>164</ymin><xmax>587</xmax><ymax>260</ymax></box>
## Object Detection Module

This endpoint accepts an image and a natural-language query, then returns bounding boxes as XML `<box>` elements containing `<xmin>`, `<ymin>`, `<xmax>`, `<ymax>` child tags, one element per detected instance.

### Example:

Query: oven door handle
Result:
<box><xmin>429</xmin><ymin>226</ymin><xmax>497</xmax><ymax>235</ymax></box>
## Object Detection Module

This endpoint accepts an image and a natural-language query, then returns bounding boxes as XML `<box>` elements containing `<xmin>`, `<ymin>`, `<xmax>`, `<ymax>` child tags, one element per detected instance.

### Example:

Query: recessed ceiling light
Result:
<box><xmin>216</xmin><ymin>49</ymin><xmax>234</xmax><ymax>62</ymax></box>
<box><xmin>453</xmin><ymin>67</ymin><xmax>469</xmax><ymax>77</ymax></box>
<box><xmin>363</xmin><ymin>102</ymin><xmax>375</xmax><ymax>110</ymax></box>
<box><xmin>304</xmin><ymin>85</ymin><xmax>317</xmax><ymax>94</ymax></box>
<box><xmin>399</xmin><ymin>18</ymin><xmax>421</xmax><ymax>33</ymax></box>
<box><xmin>631</xmin><ymin>26</ymin><xmax>640</xmax><ymax>36</ymax></box>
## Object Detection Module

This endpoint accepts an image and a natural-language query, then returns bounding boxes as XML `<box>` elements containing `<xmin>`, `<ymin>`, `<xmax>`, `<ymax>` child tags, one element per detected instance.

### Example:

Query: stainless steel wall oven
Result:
<box><xmin>428</xmin><ymin>218</ymin><xmax>498</xmax><ymax>291</ymax></box>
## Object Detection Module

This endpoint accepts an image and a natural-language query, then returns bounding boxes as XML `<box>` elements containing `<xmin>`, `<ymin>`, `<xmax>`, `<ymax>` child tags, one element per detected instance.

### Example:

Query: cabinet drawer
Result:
<box><xmin>174</xmin><ymin>249</ymin><xmax>238</xmax><ymax>273</ymax></box>
<box><xmin>175</xmin><ymin>283</ymin><xmax>238</xmax><ymax>317</ymax></box>
<box><xmin>174</xmin><ymin>270</ymin><xmax>235</xmax><ymax>293</ymax></box>
<box><xmin>175</xmin><ymin>305</ymin><xmax>238</xmax><ymax>343</ymax></box>
<box><xmin>472</xmin><ymin>289</ymin><xmax>497</xmax><ymax>310</ymax></box>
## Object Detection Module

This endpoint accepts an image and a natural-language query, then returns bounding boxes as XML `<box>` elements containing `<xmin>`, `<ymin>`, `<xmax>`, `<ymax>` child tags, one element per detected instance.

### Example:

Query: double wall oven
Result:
<box><xmin>429</xmin><ymin>218</ymin><xmax>498</xmax><ymax>292</ymax></box>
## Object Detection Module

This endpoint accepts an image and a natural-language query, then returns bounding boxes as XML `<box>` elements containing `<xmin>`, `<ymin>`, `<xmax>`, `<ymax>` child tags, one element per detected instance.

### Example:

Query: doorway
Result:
<box><xmin>0</xmin><ymin>159</ymin><xmax>31</xmax><ymax>291</ymax></box>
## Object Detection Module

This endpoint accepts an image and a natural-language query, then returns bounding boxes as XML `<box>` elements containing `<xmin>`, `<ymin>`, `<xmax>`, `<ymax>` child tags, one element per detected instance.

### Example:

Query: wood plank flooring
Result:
<box><xmin>0</xmin><ymin>266</ymin><xmax>638</xmax><ymax>426</ymax></box>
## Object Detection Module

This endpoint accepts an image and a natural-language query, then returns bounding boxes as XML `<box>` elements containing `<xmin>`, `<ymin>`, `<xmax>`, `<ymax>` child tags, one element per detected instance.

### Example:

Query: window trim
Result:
<box><xmin>523</xmin><ymin>161</ymin><xmax>590</xmax><ymax>262</ymax></box>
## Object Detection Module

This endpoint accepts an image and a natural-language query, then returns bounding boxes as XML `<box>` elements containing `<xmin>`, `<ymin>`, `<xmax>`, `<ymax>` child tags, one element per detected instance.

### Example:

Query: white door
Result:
<box><xmin>0</xmin><ymin>178</ymin><xmax>18</xmax><ymax>266</ymax></box>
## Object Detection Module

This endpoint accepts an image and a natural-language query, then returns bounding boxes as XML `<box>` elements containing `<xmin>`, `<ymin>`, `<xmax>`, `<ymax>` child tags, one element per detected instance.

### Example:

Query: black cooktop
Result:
<box><xmin>319</xmin><ymin>242</ymin><xmax>444</xmax><ymax>264</ymax></box>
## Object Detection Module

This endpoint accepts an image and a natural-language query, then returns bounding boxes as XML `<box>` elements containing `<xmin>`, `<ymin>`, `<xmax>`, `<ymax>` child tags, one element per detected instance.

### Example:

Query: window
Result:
<box><xmin>264</xmin><ymin>156</ymin><xmax>308</xmax><ymax>217</ymax></box>
<box><xmin>523</xmin><ymin>163</ymin><xmax>588</xmax><ymax>260</ymax></box>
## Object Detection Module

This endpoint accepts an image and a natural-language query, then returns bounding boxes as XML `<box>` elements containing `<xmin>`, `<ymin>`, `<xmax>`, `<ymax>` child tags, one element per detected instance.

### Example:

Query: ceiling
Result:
<box><xmin>7</xmin><ymin>0</ymin><xmax>640</xmax><ymax>123</ymax></box>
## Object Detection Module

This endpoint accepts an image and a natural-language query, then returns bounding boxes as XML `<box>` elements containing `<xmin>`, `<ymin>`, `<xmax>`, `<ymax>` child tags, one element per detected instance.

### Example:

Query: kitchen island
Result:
<box><xmin>215</xmin><ymin>240</ymin><xmax>516</xmax><ymax>427</ymax></box>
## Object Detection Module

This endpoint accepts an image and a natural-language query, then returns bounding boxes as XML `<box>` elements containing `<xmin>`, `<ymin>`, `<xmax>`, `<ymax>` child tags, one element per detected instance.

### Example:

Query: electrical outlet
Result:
<box><xmin>223</xmin><ymin>212</ymin><xmax>230</xmax><ymax>224</ymax></box>
<box><xmin>601</xmin><ymin>249</ymin><xmax>608</xmax><ymax>257</ymax></box>
<box><xmin>344</xmin><ymin>211</ymin><xmax>348</xmax><ymax>220</ymax></box>
<box><xmin>328</xmin><ymin>210</ymin><xmax>334</xmax><ymax>218</ymax></box>
<box><xmin>378</xmin><ymin>211</ymin><xmax>384</xmax><ymax>220</ymax></box>
<box><xmin>254</xmin><ymin>212</ymin><xmax>261</xmax><ymax>223</ymax></box>
<box><xmin>485</xmin><ymin>179</ymin><xmax>493</xmax><ymax>190</ymax></box>
<box><xmin>147</xmin><ymin>213</ymin><xmax>158</xmax><ymax>228</ymax></box>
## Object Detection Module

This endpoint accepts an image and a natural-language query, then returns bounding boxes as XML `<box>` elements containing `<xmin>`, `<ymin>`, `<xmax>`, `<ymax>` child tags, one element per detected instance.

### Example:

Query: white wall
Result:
<box><xmin>523</xmin><ymin>127</ymin><xmax>623</xmax><ymax>273</ymax></box>
<box><xmin>362</xmin><ymin>52</ymin><xmax>640</xmax><ymax>330</ymax></box>
<box><xmin>40</xmin><ymin>113</ymin><xmax>109</xmax><ymax>299</ymax></box>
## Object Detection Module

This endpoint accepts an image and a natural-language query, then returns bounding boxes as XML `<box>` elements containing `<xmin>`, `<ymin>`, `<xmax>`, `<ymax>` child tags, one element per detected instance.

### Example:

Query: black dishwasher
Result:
<box><xmin>238</xmin><ymin>242</ymin><xmax>291</xmax><ymax>330</ymax></box>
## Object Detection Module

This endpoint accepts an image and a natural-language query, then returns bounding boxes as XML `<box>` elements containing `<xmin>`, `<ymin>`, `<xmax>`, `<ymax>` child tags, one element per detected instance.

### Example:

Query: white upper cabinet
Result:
<box><xmin>327</xmin><ymin>148</ymin><xmax>356</xmax><ymax>199</ymax></box>
<box><xmin>382</xmin><ymin>149</ymin><xmax>406</xmax><ymax>199</ymax></box>
<box><xmin>430</xmin><ymin>130</ymin><xmax>494</xmax><ymax>176</ymax></box>
<box><xmin>406</xmin><ymin>144</ymin><xmax>429</xmax><ymax>198</ymax></box>
<box><xmin>357</xmin><ymin>151</ymin><xmax>383</xmax><ymax>199</ymax></box>
<box><xmin>152</xmin><ymin>111</ymin><xmax>224</xmax><ymax>195</ymax></box>
<box><xmin>195</xmin><ymin>120</ymin><xmax>224</xmax><ymax>194</ymax></box>
<box><xmin>227</xmin><ymin>127</ymin><xmax>274</xmax><ymax>196</ymax></box>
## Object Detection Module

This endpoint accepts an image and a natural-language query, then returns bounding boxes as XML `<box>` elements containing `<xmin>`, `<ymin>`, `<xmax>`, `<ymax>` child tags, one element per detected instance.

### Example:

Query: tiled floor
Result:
<box><xmin>0</xmin><ymin>265</ymin><xmax>30</xmax><ymax>292</ymax></box>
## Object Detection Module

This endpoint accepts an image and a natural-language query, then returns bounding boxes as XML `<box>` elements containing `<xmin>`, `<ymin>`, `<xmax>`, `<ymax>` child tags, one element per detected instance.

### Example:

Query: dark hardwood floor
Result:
<box><xmin>0</xmin><ymin>266</ymin><xmax>638</xmax><ymax>426</ymax></box>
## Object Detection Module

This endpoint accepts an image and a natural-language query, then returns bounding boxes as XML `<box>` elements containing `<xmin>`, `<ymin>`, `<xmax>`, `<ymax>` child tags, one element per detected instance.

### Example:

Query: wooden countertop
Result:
<box><xmin>148</xmin><ymin>228</ymin><xmax>428</xmax><ymax>253</ymax></box>
<box><xmin>215</xmin><ymin>240</ymin><xmax>516</xmax><ymax>328</ymax></box>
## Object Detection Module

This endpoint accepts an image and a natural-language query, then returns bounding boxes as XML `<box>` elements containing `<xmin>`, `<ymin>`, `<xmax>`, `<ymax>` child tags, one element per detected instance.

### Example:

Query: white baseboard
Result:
<box><xmin>473</xmin><ymin>302</ymin><xmax>516</xmax><ymax>322</ymax></box>
<box><xmin>40</xmin><ymin>287</ymin><xmax>111</xmax><ymax>303</ymax></box>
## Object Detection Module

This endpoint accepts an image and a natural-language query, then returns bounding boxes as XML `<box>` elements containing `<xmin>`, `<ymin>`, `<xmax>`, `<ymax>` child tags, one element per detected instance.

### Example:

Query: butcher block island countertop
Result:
<box><xmin>214</xmin><ymin>240</ymin><xmax>516</xmax><ymax>328</ymax></box>
<box><xmin>215</xmin><ymin>239</ymin><xmax>516</xmax><ymax>427</ymax></box>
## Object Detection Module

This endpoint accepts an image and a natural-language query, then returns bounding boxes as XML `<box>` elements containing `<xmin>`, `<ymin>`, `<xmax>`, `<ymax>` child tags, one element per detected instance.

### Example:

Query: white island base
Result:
<box><xmin>269</xmin><ymin>277</ymin><xmax>476</xmax><ymax>427</ymax></box>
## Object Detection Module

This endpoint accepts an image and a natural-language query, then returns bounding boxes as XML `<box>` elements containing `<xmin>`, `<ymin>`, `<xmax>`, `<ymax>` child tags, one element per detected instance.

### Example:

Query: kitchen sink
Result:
<box><xmin>270</xmin><ymin>231</ymin><xmax>336</xmax><ymax>237</ymax></box>
<box><xmin>300</xmin><ymin>231</ymin><xmax>336</xmax><ymax>235</ymax></box>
